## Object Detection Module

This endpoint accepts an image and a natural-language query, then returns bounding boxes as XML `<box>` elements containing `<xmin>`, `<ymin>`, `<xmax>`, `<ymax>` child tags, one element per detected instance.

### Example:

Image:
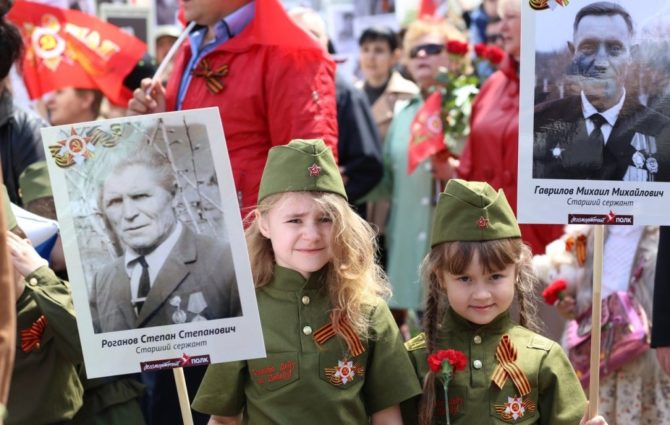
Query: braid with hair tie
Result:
<box><xmin>418</xmin><ymin>252</ymin><xmax>445</xmax><ymax>425</ymax></box>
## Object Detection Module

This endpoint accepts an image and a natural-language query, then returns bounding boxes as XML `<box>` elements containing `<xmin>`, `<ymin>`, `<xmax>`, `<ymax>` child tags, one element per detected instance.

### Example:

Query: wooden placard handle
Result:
<box><xmin>173</xmin><ymin>367</ymin><xmax>194</xmax><ymax>425</ymax></box>
<box><xmin>588</xmin><ymin>225</ymin><xmax>604</xmax><ymax>418</ymax></box>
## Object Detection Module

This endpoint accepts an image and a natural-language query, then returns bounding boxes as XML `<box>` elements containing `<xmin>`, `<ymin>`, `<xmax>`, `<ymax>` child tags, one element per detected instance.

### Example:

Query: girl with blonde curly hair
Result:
<box><xmin>193</xmin><ymin>139</ymin><xmax>421</xmax><ymax>425</ymax></box>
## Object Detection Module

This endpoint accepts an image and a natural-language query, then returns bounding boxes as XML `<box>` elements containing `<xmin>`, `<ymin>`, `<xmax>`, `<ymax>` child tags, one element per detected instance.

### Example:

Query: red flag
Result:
<box><xmin>407</xmin><ymin>91</ymin><xmax>446</xmax><ymax>174</ymax></box>
<box><xmin>8</xmin><ymin>1</ymin><xmax>147</xmax><ymax>106</ymax></box>
<box><xmin>418</xmin><ymin>0</ymin><xmax>438</xmax><ymax>18</ymax></box>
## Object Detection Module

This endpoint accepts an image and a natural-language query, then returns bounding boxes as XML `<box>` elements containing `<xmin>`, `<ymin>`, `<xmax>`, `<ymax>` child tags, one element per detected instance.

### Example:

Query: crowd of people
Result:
<box><xmin>0</xmin><ymin>0</ymin><xmax>669</xmax><ymax>424</ymax></box>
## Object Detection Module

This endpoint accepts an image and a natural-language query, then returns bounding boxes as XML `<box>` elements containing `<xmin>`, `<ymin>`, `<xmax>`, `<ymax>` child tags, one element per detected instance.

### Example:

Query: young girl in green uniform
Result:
<box><xmin>192</xmin><ymin>139</ymin><xmax>422</xmax><ymax>424</ymax></box>
<box><xmin>403</xmin><ymin>179</ymin><xmax>608</xmax><ymax>425</ymax></box>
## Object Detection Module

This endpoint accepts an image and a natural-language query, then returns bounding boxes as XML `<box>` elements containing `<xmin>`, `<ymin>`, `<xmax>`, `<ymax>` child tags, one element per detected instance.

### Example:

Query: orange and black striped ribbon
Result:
<box><xmin>565</xmin><ymin>234</ymin><xmax>587</xmax><ymax>266</ymax></box>
<box><xmin>20</xmin><ymin>315</ymin><xmax>47</xmax><ymax>353</ymax></box>
<box><xmin>192</xmin><ymin>59</ymin><xmax>229</xmax><ymax>94</ymax></box>
<box><xmin>313</xmin><ymin>314</ymin><xmax>365</xmax><ymax>357</ymax></box>
<box><xmin>491</xmin><ymin>335</ymin><xmax>531</xmax><ymax>396</ymax></box>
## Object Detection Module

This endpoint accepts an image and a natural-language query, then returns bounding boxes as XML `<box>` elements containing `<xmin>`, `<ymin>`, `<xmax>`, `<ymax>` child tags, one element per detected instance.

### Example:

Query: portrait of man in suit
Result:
<box><xmin>89</xmin><ymin>152</ymin><xmax>241</xmax><ymax>334</ymax></box>
<box><xmin>533</xmin><ymin>1</ymin><xmax>670</xmax><ymax>182</ymax></box>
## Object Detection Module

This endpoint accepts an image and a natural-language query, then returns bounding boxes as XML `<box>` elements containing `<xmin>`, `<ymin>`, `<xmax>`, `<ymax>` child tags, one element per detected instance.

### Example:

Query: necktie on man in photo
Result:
<box><xmin>583</xmin><ymin>113</ymin><xmax>606</xmax><ymax>169</ymax></box>
<box><xmin>562</xmin><ymin>113</ymin><xmax>606</xmax><ymax>172</ymax></box>
<box><xmin>135</xmin><ymin>256</ymin><xmax>150</xmax><ymax>313</ymax></box>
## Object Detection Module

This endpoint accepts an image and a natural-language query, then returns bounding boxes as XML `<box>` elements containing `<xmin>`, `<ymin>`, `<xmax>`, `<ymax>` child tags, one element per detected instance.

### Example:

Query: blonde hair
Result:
<box><xmin>417</xmin><ymin>238</ymin><xmax>541</xmax><ymax>425</ymax></box>
<box><xmin>245</xmin><ymin>191</ymin><xmax>391</xmax><ymax>339</ymax></box>
<box><xmin>498</xmin><ymin>0</ymin><xmax>521</xmax><ymax>16</ymax></box>
<box><xmin>403</xmin><ymin>18</ymin><xmax>471</xmax><ymax>71</ymax></box>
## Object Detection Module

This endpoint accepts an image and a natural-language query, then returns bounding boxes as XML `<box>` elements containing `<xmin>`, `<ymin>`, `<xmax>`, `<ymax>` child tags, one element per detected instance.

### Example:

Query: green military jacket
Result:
<box><xmin>7</xmin><ymin>267</ymin><xmax>84</xmax><ymax>425</ymax></box>
<box><xmin>193</xmin><ymin>266</ymin><xmax>422</xmax><ymax>424</ymax></box>
<box><xmin>71</xmin><ymin>374</ymin><xmax>145</xmax><ymax>425</ymax></box>
<box><xmin>403</xmin><ymin>309</ymin><xmax>586</xmax><ymax>425</ymax></box>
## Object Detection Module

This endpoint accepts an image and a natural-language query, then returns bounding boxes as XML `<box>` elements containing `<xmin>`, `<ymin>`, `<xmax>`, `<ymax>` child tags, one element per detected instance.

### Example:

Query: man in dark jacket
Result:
<box><xmin>0</xmin><ymin>6</ymin><xmax>51</xmax><ymax>215</ymax></box>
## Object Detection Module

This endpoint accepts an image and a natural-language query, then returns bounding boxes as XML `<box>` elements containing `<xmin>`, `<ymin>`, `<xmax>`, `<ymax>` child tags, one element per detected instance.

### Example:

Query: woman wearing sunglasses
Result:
<box><xmin>362</xmin><ymin>18</ymin><xmax>468</xmax><ymax>339</ymax></box>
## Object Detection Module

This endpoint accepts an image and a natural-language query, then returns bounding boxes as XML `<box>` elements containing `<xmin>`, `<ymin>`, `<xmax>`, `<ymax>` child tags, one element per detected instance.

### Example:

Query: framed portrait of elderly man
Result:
<box><xmin>41</xmin><ymin>108</ymin><xmax>265</xmax><ymax>378</ymax></box>
<box><xmin>518</xmin><ymin>0</ymin><xmax>670</xmax><ymax>225</ymax></box>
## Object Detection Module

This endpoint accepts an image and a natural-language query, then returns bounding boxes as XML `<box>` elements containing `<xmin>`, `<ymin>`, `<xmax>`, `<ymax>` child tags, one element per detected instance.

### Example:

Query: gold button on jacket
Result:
<box><xmin>402</xmin><ymin>308</ymin><xmax>586</xmax><ymax>424</ymax></box>
<box><xmin>194</xmin><ymin>266</ymin><xmax>422</xmax><ymax>423</ymax></box>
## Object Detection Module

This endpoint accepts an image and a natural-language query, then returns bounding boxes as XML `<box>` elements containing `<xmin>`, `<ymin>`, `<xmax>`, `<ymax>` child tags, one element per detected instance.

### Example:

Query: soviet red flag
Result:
<box><xmin>7</xmin><ymin>1</ymin><xmax>147</xmax><ymax>106</ymax></box>
<box><xmin>407</xmin><ymin>90</ymin><xmax>446</xmax><ymax>174</ymax></box>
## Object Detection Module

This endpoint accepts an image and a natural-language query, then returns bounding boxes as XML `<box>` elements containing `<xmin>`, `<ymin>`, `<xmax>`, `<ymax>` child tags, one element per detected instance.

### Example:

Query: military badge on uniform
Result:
<box><xmin>169</xmin><ymin>295</ymin><xmax>187</xmax><ymax>324</ymax></box>
<box><xmin>21</xmin><ymin>315</ymin><xmax>47</xmax><ymax>353</ymax></box>
<box><xmin>187</xmin><ymin>292</ymin><xmax>208</xmax><ymax>321</ymax></box>
<box><xmin>476</xmin><ymin>216</ymin><xmax>489</xmax><ymax>230</ymax></box>
<box><xmin>324</xmin><ymin>359</ymin><xmax>365</xmax><ymax>385</ymax></box>
<box><xmin>628</xmin><ymin>132</ymin><xmax>659</xmax><ymax>181</ymax></box>
<box><xmin>308</xmin><ymin>163</ymin><xmax>321</xmax><ymax>177</ymax></box>
<box><xmin>495</xmin><ymin>395</ymin><xmax>537</xmax><ymax>422</ymax></box>
<box><xmin>551</xmin><ymin>144</ymin><xmax>564</xmax><ymax>159</ymax></box>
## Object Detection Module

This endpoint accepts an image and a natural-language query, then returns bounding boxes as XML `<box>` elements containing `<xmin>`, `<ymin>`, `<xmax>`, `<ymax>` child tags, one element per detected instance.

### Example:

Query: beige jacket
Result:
<box><xmin>355</xmin><ymin>71</ymin><xmax>418</xmax><ymax>144</ymax></box>
<box><xmin>356</xmin><ymin>72</ymin><xmax>418</xmax><ymax>233</ymax></box>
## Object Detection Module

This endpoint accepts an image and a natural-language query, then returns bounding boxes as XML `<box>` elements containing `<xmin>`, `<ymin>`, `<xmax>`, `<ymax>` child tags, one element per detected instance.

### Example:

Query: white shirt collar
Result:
<box><xmin>581</xmin><ymin>88</ymin><xmax>626</xmax><ymax>126</ymax></box>
<box><xmin>124</xmin><ymin>221</ymin><xmax>184</xmax><ymax>287</ymax></box>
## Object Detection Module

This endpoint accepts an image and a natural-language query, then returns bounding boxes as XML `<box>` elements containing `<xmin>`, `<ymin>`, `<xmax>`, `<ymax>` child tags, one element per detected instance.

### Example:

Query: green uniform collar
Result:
<box><xmin>442</xmin><ymin>307</ymin><xmax>514</xmax><ymax>336</ymax></box>
<box><xmin>270</xmin><ymin>265</ymin><xmax>326</xmax><ymax>292</ymax></box>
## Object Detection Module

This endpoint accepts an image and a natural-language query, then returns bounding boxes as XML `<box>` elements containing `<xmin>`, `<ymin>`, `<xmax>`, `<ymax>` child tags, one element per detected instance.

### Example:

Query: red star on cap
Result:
<box><xmin>476</xmin><ymin>216</ymin><xmax>489</xmax><ymax>229</ymax></box>
<box><xmin>308</xmin><ymin>163</ymin><xmax>321</xmax><ymax>176</ymax></box>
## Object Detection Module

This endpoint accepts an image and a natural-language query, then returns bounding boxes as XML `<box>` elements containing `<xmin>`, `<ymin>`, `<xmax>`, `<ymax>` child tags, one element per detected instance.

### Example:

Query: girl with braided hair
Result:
<box><xmin>402</xmin><ymin>179</ymin><xmax>607</xmax><ymax>425</ymax></box>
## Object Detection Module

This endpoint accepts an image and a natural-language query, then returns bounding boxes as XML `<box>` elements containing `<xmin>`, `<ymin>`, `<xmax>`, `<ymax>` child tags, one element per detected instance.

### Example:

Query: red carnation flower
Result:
<box><xmin>542</xmin><ymin>278</ymin><xmax>568</xmax><ymax>305</ymax></box>
<box><xmin>446</xmin><ymin>40</ymin><xmax>469</xmax><ymax>56</ymax></box>
<box><xmin>428</xmin><ymin>349</ymin><xmax>467</xmax><ymax>425</ymax></box>
<box><xmin>474</xmin><ymin>42</ymin><xmax>488</xmax><ymax>59</ymax></box>
<box><xmin>427</xmin><ymin>349</ymin><xmax>468</xmax><ymax>373</ymax></box>
<box><xmin>484</xmin><ymin>45</ymin><xmax>506</xmax><ymax>65</ymax></box>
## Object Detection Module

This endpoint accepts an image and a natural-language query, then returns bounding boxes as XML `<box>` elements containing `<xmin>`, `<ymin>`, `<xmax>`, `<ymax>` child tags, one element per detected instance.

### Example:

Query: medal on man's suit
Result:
<box><xmin>551</xmin><ymin>144</ymin><xmax>564</xmax><ymax>159</ymax></box>
<box><xmin>169</xmin><ymin>295</ymin><xmax>187</xmax><ymax>324</ymax></box>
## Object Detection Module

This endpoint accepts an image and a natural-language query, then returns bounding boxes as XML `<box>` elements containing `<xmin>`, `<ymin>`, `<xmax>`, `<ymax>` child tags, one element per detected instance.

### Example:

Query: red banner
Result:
<box><xmin>418</xmin><ymin>0</ymin><xmax>438</xmax><ymax>18</ymax></box>
<box><xmin>407</xmin><ymin>91</ymin><xmax>446</xmax><ymax>174</ymax></box>
<box><xmin>8</xmin><ymin>1</ymin><xmax>147</xmax><ymax>106</ymax></box>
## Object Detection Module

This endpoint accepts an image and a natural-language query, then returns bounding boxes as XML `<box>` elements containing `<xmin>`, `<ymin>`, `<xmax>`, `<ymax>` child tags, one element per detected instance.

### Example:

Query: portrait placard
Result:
<box><xmin>41</xmin><ymin>108</ymin><xmax>265</xmax><ymax>378</ymax></box>
<box><xmin>518</xmin><ymin>0</ymin><xmax>670</xmax><ymax>225</ymax></box>
<box><xmin>99</xmin><ymin>4</ymin><xmax>155</xmax><ymax>56</ymax></box>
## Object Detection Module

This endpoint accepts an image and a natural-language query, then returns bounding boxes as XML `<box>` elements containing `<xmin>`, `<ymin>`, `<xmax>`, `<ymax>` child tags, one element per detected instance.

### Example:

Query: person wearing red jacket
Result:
<box><xmin>129</xmin><ymin>0</ymin><xmax>338</xmax><ymax>218</ymax></box>
<box><xmin>456</xmin><ymin>0</ymin><xmax>562</xmax><ymax>255</ymax></box>
<box><xmin>128</xmin><ymin>1</ymin><xmax>337</xmax><ymax>424</ymax></box>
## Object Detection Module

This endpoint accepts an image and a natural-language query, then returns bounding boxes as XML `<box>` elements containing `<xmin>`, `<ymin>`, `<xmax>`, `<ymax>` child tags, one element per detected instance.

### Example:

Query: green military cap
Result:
<box><xmin>430</xmin><ymin>179</ymin><xmax>520</xmax><ymax>247</ymax></box>
<box><xmin>18</xmin><ymin>161</ymin><xmax>53</xmax><ymax>205</ymax></box>
<box><xmin>257</xmin><ymin>139</ymin><xmax>346</xmax><ymax>203</ymax></box>
<box><xmin>2</xmin><ymin>185</ymin><xmax>17</xmax><ymax>230</ymax></box>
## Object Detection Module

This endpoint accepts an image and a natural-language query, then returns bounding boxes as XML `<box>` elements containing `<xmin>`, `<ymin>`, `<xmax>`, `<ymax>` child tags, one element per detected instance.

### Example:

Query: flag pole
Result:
<box><xmin>588</xmin><ymin>224</ymin><xmax>604</xmax><ymax>418</ymax></box>
<box><xmin>152</xmin><ymin>22</ymin><xmax>197</xmax><ymax>424</ymax></box>
<box><xmin>151</xmin><ymin>21</ymin><xmax>197</xmax><ymax>85</ymax></box>
<box><xmin>173</xmin><ymin>367</ymin><xmax>194</xmax><ymax>425</ymax></box>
